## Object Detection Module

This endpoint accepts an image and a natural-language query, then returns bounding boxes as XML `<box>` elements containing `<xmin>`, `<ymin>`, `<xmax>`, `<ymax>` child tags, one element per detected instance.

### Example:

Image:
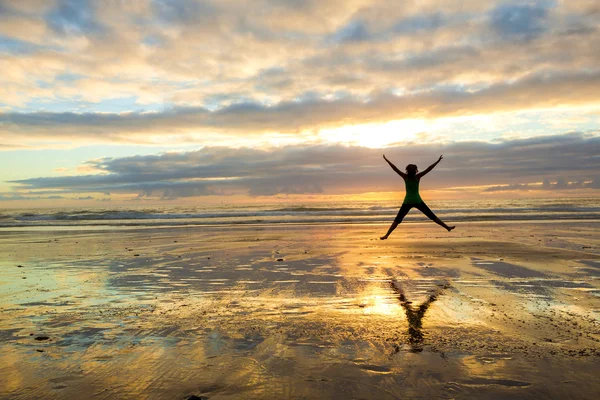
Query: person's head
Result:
<box><xmin>406</xmin><ymin>164</ymin><xmax>418</xmax><ymax>176</ymax></box>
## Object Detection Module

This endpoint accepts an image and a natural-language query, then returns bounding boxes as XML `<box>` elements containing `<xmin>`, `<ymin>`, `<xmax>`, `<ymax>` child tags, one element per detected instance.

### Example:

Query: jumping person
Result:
<box><xmin>380</xmin><ymin>155</ymin><xmax>455</xmax><ymax>240</ymax></box>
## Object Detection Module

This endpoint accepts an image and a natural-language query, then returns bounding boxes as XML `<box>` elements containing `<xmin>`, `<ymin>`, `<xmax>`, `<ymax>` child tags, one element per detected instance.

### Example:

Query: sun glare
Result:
<box><xmin>318</xmin><ymin>119</ymin><xmax>429</xmax><ymax>148</ymax></box>
<box><xmin>367</xmin><ymin>294</ymin><xmax>399</xmax><ymax>315</ymax></box>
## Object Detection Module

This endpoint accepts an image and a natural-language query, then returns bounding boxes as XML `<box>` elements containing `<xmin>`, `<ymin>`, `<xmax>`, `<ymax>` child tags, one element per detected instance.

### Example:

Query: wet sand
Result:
<box><xmin>1</xmin><ymin>221</ymin><xmax>599</xmax><ymax>399</ymax></box>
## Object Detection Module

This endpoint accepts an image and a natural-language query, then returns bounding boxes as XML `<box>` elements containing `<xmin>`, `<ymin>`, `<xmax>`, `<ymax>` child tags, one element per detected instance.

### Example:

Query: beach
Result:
<box><xmin>1</xmin><ymin>220</ymin><xmax>599</xmax><ymax>399</ymax></box>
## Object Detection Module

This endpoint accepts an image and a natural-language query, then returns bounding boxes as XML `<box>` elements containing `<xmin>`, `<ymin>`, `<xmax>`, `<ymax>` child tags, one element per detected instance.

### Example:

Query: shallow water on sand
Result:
<box><xmin>1</xmin><ymin>222</ymin><xmax>599</xmax><ymax>399</ymax></box>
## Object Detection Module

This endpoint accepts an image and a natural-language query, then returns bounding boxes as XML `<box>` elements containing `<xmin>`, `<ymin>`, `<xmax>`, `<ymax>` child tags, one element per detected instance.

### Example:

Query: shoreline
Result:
<box><xmin>1</xmin><ymin>217</ymin><xmax>600</xmax><ymax>232</ymax></box>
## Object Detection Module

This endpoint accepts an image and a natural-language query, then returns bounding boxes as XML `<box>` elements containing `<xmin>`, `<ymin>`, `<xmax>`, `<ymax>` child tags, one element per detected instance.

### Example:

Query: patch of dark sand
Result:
<box><xmin>49</xmin><ymin>375</ymin><xmax>82</xmax><ymax>384</ymax></box>
<box><xmin>416</xmin><ymin>265</ymin><xmax>461</xmax><ymax>278</ymax></box>
<box><xmin>0</xmin><ymin>328</ymin><xmax>21</xmax><ymax>341</ymax></box>
<box><xmin>20</xmin><ymin>300</ymin><xmax>74</xmax><ymax>307</ymax></box>
<box><xmin>472</xmin><ymin>258</ymin><xmax>548</xmax><ymax>278</ymax></box>
<box><xmin>571</xmin><ymin>260</ymin><xmax>600</xmax><ymax>277</ymax></box>
<box><xmin>101</xmin><ymin>250</ymin><xmax>344</xmax><ymax>297</ymax></box>
<box><xmin>577</xmin><ymin>268</ymin><xmax>600</xmax><ymax>277</ymax></box>
<box><xmin>491</xmin><ymin>279</ymin><xmax>595</xmax><ymax>299</ymax></box>
<box><xmin>578</xmin><ymin>260</ymin><xmax>600</xmax><ymax>270</ymax></box>
<box><xmin>51</xmin><ymin>326</ymin><xmax>109</xmax><ymax>348</ymax></box>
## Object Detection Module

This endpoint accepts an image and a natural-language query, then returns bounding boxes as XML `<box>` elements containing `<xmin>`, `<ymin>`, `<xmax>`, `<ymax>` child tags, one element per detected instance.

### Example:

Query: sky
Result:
<box><xmin>0</xmin><ymin>0</ymin><xmax>599</xmax><ymax>207</ymax></box>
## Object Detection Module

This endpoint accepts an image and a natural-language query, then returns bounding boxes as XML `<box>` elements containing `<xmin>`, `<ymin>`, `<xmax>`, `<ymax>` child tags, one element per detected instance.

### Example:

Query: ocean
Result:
<box><xmin>0</xmin><ymin>197</ymin><xmax>598</xmax><ymax>230</ymax></box>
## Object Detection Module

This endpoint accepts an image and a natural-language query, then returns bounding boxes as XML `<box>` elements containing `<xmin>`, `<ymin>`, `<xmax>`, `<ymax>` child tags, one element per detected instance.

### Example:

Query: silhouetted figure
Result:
<box><xmin>381</xmin><ymin>155</ymin><xmax>455</xmax><ymax>240</ymax></box>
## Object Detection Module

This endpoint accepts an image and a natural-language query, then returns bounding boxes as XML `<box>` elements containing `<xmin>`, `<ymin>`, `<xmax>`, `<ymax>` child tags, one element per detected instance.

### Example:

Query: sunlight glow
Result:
<box><xmin>365</xmin><ymin>294</ymin><xmax>399</xmax><ymax>316</ymax></box>
<box><xmin>318</xmin><ymin>119</ymin><xmax>429</xmax><ymax>148</ymax></box>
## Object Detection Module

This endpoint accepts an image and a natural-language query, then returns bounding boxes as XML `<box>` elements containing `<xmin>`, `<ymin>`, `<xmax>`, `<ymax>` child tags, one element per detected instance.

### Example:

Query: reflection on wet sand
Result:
<box><xmin>1</xmin><ymin>222</ymin><xmax>599</xmax><ymax>399</ymax></box>
<box><xmin>390</xmin><ymin>280</ymin><xmax>450</xmax><ymax>353</ymax></box>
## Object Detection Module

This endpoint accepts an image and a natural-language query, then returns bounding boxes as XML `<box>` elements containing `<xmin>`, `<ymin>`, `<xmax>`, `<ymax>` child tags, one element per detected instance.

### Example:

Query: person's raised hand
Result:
<box><xmin>438</xmin><ymin>155</ymin><xmax>443</xmax><ymax>161</ymax></box>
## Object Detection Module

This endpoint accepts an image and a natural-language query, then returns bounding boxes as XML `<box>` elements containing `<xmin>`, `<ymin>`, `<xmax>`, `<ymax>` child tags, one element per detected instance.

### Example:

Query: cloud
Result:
<box><xmin>46</xmin><ymin>0</ymin><xmax>104</xmax><ymax>36</ymax></box>
<box><xmin>484</xmin><ymin>178</ymin><xmax>599</xmax><ymax>192</ymax></box>
<box><xmin>7</xmin><ymin>132</ymin><xmax>599</xmax><ymax>200</ymax></box>
<box><xmin>489</xmin><ymin>2</ymin><xmax>553</xmax><ymax>41</ymax></box>
<box><xmin>0</xmin><ymin>0</ymin><xmax>598</xmax><ymax>119</ymax></box>
<box><xmin>0</xmin><ymin>143</ymin><xmax>29</xmax><ymax>150</ymax></box>
<box><xmin>483</xmin><ymin>183</ymin><xmax>533</xmax><ymax>192</ymax></box>
<box><xmin>392</xmin><ymin>12</ymin><xmax>447</xmax><ymax>35</ymax></box>
<box><xmin>1</xmin><ymin>70</ymin><xmax>600</xmax><ymax>147</ymax></box>
<box><xmin>0</xmin><ymin>194</ymin><xmax>65</xmax><ymax>202</ymax></box>
<box><xmin>330</xmin><ymin>20</ymin><xmax>372</xmax><ymax>43</ymax></box>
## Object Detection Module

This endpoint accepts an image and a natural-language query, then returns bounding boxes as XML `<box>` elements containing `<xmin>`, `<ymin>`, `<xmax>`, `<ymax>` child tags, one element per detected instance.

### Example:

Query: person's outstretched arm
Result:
<box><xmin>416</xmin><ymin>155</ymin><xmax>443</xmax><ymax>178</ymax></box>
<box><xmin>383</xmin><ymin>155</ymin><xmax>407</xmax><ymax>179</ymax></box>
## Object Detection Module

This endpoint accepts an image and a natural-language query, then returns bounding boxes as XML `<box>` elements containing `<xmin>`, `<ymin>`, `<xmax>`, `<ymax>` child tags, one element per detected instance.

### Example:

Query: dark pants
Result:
<box><xmin>394</xmin><ymin>202</ymin><xmax>438</xmax><ymax>223</ymax></box>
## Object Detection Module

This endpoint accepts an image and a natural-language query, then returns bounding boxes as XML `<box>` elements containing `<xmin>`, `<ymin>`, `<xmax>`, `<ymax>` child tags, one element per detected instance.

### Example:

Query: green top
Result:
<box><xmin>403</xmin><ymin>176</ymin><xmax>423</xmax><ymax>204</ymax></box>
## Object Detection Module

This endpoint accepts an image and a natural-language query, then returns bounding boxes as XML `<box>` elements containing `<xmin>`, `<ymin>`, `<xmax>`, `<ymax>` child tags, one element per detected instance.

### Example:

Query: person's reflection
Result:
<box><xmin>390</xmin><ymin>280</ymin><xmax>449</xmax><ymax>353</ymax></box>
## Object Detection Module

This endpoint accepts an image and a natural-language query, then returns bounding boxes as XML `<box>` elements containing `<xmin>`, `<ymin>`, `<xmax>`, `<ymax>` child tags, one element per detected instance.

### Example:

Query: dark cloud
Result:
<box><xmin>46</xmin><ymin>0</ymin><xmax>104</xmax><ymax>36</ymax></box>
<box><xmin>329</xmin><ymin>11</ymin><xmax>450</xmax><ymax>45</ymax></box>
<box><xmin>330</xmin><ymin>20</ymin><xmax>372</xmax><ymax>43</ymax></box>
<box><xmin>152</xmin><ymin>0</ymin><xmax>217</xmax><ymax>24</ymax></box>
<box><xmin>0</xmin><ymin>35</ymin><xmax>43</xmax><ymax>55</ymax></box>
<box><xmin>8</xmin><ymin>132</ymin><xmax>599</xmax><ymax>199</ymax></box>
<box><xmin>0</xmin><ymin>1</ymin><xmax>35</xmax><ymax>15</ymax></box>
<box><xmin>396</xmin><ymin>45</ymin><xmax>480</xmax><ymax>70</ymax></box>
<box><xmin>392</xmin><ymin>12</ymin><xmax>447</xmax><ymax>35</ymax></box>
<box><xmin>490</xmin><ymin>2</ymin><xmax>553</xmax><ymax>41</ymax></box>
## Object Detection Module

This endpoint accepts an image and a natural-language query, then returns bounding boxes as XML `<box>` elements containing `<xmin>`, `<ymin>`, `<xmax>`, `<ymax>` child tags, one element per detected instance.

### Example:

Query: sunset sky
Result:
<box><xmin>1</xmin><ymin>0</ymin><xmax>599</xmax><ymax>207</ymax></box>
